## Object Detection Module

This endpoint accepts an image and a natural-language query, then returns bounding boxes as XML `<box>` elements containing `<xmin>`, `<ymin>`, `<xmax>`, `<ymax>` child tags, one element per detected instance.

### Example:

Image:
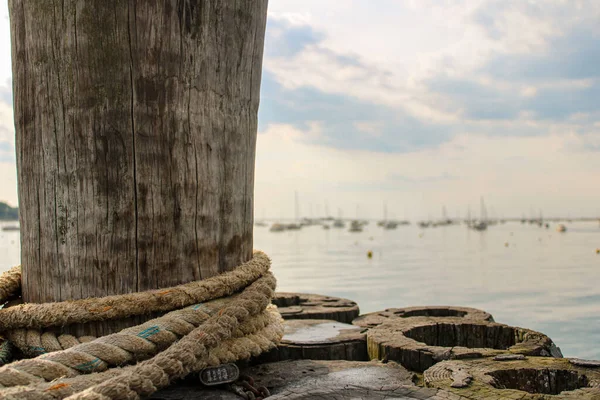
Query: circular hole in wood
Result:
<box><xmin>488</xmin><ymin>368</ymin><xmax>589</xmax><ymax>394</ymax></box>
<box><xmin>399</xmin><ymin>309</ymin><xmax>468</xmax><ymax>318</ymax></box>
<box><xmin>404</xmin><ymin>323</ymin><xmax>517</xmax><ymax>349</ymax></box>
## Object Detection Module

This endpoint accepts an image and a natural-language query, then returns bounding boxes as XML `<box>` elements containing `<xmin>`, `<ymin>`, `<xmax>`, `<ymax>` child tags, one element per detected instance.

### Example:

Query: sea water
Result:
<box><xmin>1</xmin><ymin>220</ymin><xmax>598</xmax><ymax>360</ymax></box>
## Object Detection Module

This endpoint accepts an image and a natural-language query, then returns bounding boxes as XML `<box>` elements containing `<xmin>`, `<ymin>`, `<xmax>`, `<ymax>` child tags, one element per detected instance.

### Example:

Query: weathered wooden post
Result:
<box><xmin>9</xmin><ymin>0</ymin><xmax>268</xmax><ymax>335</ymax></box>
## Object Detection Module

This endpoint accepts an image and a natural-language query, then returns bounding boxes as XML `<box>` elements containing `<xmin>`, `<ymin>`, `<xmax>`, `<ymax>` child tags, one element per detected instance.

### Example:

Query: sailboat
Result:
<box><xmin>466</xmin><ymin>206</ymin><xmax>473</xmax><ymax>228</ymax></box>
<box><xmin>379</xmin><ymin>202</ymin><xmax>398</xmax><ymax>229</ymax></box>
<box><xmin>348</xmin><ymin>220</ymin><xmax>363</xmax><ymax>232</ymax></box>
<box><xmin>436</xmin><ymin>205</ymin><xmax>452</xmax><ymax>226</ymax></box>
<box><xmin>471</xmin><ymin>197</ymin><xmax>488</xmax><ymax>231</ymax></box>
<box><xmin>285</xmin><ymin>191</ymin><xmax>302</xmax><ymax>230</ymax></box>
<box><xmin>254</xmin><ymin>208</ymin><xmax>268</xmax><ymax>227</ymax></box>
<box><xmin>332</xmin><ymin>208</ymin><xmax>345</xmax><ymax>228</ymax></box>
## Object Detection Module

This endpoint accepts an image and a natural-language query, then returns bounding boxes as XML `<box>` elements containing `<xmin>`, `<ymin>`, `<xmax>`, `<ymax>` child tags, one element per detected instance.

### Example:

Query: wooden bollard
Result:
<box><xmin>424</xmin><ymin>357</ymin><xmax>600</xmax><ymax>398</ymax></box>
<box><xmin>255</xmin><ymin>319</ymin><xmax>368</xmax><ymax>363</ymax></box>
<box><xmin>353</xmin><ymin>305</ymin><xmax>494</xmax><ymax>328</ymax></box>
<box><xmin>367</xmin><ymin>317</ymin><xmax>562</xmax><ymax>372</ymax></box>
<box><xmin>273</xmin><ymin>293</ymin><xmax>360</xmax><ymax>323</ymax></box>
<box><xmin>9</xmin><ymin>0</ymin><xmax>269</xmax><ymax>336</ymax></box>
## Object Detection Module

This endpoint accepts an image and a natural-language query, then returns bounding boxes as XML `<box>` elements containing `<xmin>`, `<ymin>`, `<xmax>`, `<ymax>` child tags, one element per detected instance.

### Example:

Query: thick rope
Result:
<box><xmin>0</xmin><ymin>309</ymin><xmax>284</xmax><ymax>399</ymax></box>
<box><xmin>0</xmin><ymin>251</ymin><xmax>283</xmax><ymax>399</ymax></box>
<box><xmin>0</xmin><ymin>340</ymin><xmax>12</xmax><ymax>365</ymax></box>
<box><xmin>0</xmin><ymin>252</ymin><xmax>271</xmax><ymax>330</ymax></box>
<box><xmin>68</xmin><ymin>275</ymin><xmax>276</xmax><ymax>400</ymax></box>
<box><xmin>6</xmin><ymin>293</ymin><xmax>242</xmax><ymax>358</ymax></box>
<box><xmin>0</xmin><ymin>274</ymin><xmax>275</xmax><ymax>386</ymax></box>
<box><xmin>0</xmin><ymin>266</ymin><xmax>21</xmax><ymax>304</ymax></box>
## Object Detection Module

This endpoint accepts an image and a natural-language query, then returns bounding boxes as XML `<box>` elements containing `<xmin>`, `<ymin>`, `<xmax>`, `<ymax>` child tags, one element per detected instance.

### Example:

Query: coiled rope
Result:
<box><xmin>0</xmin><ymin>251</ymin><xmax>283</xmax><ymax>400</ymax></box>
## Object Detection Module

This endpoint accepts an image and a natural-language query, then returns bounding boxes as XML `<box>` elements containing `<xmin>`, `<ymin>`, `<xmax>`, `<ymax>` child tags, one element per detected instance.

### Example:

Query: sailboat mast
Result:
<box><xmin>480</xmin><ymin>197</ymin><xmax>487</xmax><ymax>222</ymax></box>
<box><xmin>295</xmin><ymin>191</ymin><xmax>299</xmax><ymax>221</ymax></box>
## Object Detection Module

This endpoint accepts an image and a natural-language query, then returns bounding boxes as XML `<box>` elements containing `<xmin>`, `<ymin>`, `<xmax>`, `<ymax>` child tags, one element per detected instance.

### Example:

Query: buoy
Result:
<box><xmin>504</xmin><ymin>242</ymin><xmax>509</xmax><ymax>247</ymax></box>
<box><xmin>418</xmin><ymin>233</ymin><xmax>424</xmax><ymax>238</ymax></box>
<box><xmin>367</xmin><ymin>250</ymin><xmax>373</xmax><ymax>259</ymax></box>
<box><xmin>596</xmin><ymin>249</ymin><xmax>600</xmax><ymax>254</ymax></box>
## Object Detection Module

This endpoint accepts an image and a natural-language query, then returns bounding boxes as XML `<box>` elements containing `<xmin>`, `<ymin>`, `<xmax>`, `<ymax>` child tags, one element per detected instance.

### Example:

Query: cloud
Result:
<box><xmin>426</xmin><ymin>74</ymin><xmax>600</xmax><ymax>123</ymax></box>
<box><xmin>263</xmin><ymin>2</ymin><xmax>600</xmax><ymax>134</ymax></box>
<box><xmin>484</xmin><ymin>28</ymin><xmax>600</xmax><ymax>82</ymax></box>
<box><xmin>387</xmin><ymin>172</ymin><xmax>458</xmax><ymax>185</ymax></box>
<box><xmin>0</xmin><ymin>79</ymin><xmax>11</xmax><ymax>106</ymax></box>
<box><xmin>426</xmin><ymin>2</ymin><xmax>600</xmax><ymax>123</ymax></box>
<box><xmin>264</xmin><ymin>17</ymin><xmax>324</xmax><ymax>58</ymax></box>
<box><xmin>255</xmin><ymin>123</ymin><xmax>600</xmax><ymax>219</ymax></box>
<box><xmin>258</xmin><ymin>71</ymin><xmax>454</xmax><ymax>153</ymax></box>
<box><xmin>263</xmin><ymin>14</ymin><xmax>460</xmax><ymax>124</ymax></box>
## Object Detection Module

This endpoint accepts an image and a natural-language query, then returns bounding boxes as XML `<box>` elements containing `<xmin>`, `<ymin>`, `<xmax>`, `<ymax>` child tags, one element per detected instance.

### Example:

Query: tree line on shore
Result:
<box><xmin>0</xmin><ymin>202</ymin><xmax>18</xmax><ymax>221</ymax></box>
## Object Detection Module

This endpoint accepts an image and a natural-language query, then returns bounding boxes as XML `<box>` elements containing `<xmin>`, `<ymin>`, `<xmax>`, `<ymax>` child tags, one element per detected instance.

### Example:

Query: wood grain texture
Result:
<box><xmin>366</xmin><ymin>317</ymin><xmax>562</xmax><ymax>373</ymax></box>
<box><xmin>9</xmin><ymin>0</ymin><xmax>268</xmax><ymax>335</ymax></box>
<box><xmin>150</xmin><ymin>360</ymin><xmax>425</xmax><ymax>399</ymax></box>
<box><xmin>352</xmin><ymin>306</ymin><xmax>494</xmax><ymax>329</ymax></box>
<box><xmin>273</xmin><ymin>292</ymin><xmax>360</xmax><ymax>323</ymax></box>
<box><xmin>424</xmin><ymin>357</ymin><xmax>600</xmax><ymax>399</ymax></box>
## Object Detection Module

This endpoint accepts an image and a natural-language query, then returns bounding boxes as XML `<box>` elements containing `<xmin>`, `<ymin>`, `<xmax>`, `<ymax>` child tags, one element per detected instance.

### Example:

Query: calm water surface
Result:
<box><xmin>255</xmin><ymin>221</ymin><xmax>600</xmax><ymax>360</ymax></box>
<box><xmin>1</xmin><ymin>221</ymin><xmax>598</xmax><ymax>360</ymax></box>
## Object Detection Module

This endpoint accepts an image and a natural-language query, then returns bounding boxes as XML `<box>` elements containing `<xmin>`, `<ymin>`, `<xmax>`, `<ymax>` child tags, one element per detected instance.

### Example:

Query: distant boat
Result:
<box><xmin>322</xmin><ymin>224</ymin><xmax>330</xmax><ymax>230</ymax></box>
<box><xmin>286</xmin><ymin>223</ymin><xmax>302</xmax><ymax>230</ymax></box>
<box><xmin>383</xmin><ymin>221</ymin><xmax>398</xmax><ymax>230</ymax></box>
<box><xmin>2</xmin><ymin>225</ymin><xmax>19</xmax><ymax>232</ymax></box>
<box><xmin>379</xmin><ymin>203</ymin><xmax>398</xmax><ymax>229</ymax></box>
<box><xmin>254</xmin><ymin>221</ymin><xmax>268</xmax><ymax>227</ymax></box>
<box><xmin>348</xmin><ymin>221</ymin><xmax>363</xmax><ymax>232</ymax></box>
<box><xmin>269</xmin><ymin>223</ymin><xmax>286</xmax><ymax>232</ymax></box>
<box><xmin>471</xmin><ymin>221</ymin><xmax>487</xmax><ymax>231</ymax></box>
<box><xmin>466</xmin><ymin>205</ymin><xmax>474</xmax><ymax>228</ymax></box>
<box><xmin>436</xmin><ymin>206</ymin><xmax>453</xmax><ymax>226</ymax></box>
<box><xmin>470</xmin><ymin>197</ymin><xmax>487</xmax><ymax>231</ymax></box>
<box><xmin>556</xmin><ymin>224</ymin><xmax>567</xmax><ymax>233</ymax></box>
<box><xmin>333</xmin><ymin>220</ymin><xmax>345</xmax><ymax>228</ymax></box>
<box><xmin>332</xmin><ymin>208</ymin><xmax>345</xmax><ymax>228</ymax></box>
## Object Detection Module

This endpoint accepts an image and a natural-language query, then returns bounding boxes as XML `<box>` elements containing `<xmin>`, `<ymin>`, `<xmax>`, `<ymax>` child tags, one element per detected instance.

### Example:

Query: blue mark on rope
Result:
<box><xmin>192</xmin><ymin>303</ymin><xmax>212</xmax><ymax>313</ymax></box>
<box><xmin>137</xmin><ymin>326</ymin><xmax>160</xmax><ymax>339</ymax></box>
<box><xmin>29</xmin><ymin>346</ymin><xmax>46</xmax><ymax>355</ymax></box>
<box><xmin>74</xmin><ymin>358</ymin><xmax>102</xmax><ymax>372</ymax></box>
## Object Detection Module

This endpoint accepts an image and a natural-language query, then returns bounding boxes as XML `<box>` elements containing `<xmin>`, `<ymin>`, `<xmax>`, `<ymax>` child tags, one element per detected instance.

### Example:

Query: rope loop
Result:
<box><xmin>0</xmin><ymin>251</ymin><xmax>283</xmax><ymax>400</ymax></box>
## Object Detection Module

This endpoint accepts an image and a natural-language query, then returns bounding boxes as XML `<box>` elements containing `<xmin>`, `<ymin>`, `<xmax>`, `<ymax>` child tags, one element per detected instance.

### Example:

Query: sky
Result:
<box><xmin>0</xmin><ymin>1</ymin><xmax>599</xmax><ymax>220</ymax></box>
